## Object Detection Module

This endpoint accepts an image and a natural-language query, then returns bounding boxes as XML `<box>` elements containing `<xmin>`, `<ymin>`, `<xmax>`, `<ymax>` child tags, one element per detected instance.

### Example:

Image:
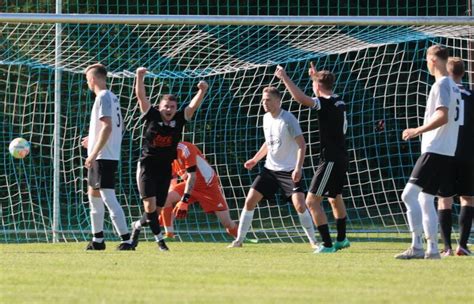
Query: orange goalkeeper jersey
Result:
<box><xmin>172</xmin><ymin>141</ymin><xmax>218</xmax><ymax>187</ymax></box>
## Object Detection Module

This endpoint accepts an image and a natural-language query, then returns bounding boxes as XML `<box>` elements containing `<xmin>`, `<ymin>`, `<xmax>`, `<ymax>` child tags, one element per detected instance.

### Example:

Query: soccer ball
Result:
<box><xmin>9</xmin><ymin>137</ymin><xmax>30</xmax><ymax>159</ymax></box>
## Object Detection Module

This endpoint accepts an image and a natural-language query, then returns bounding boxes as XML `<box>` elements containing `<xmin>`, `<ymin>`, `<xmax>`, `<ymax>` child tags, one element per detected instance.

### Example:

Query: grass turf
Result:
<box><xmin>1</xmin><ymin>241</ymin><xmax>472</xmax><ymax>303</ymax></box>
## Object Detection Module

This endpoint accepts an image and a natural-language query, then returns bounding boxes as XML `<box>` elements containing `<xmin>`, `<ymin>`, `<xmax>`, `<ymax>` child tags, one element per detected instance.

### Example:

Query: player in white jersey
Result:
<box><xmin>395</xmin><ymin>45</ymin><xmax>462</xmax><ymax>259</ymax></box>
<box><xmin>228</xmin><ymin>87</ymin><xmax>317</xmax><ymax>248</ymax></box>
<box><xmin>437</xmin><ymin>57</ymin><xmax>474</xmax><ymax>256</ymax></box>
<box><xmin>81</xmin><ymin>63</ymin><xmax>133</xmax><ymax>251</ymax></box>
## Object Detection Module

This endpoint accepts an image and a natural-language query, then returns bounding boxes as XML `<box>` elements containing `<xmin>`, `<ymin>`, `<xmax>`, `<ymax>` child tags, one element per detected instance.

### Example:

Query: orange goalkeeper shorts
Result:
<box><xmin>171</xmin><ymin>181</ymin><xmax>229</xmax><ymax>213</ymax></box>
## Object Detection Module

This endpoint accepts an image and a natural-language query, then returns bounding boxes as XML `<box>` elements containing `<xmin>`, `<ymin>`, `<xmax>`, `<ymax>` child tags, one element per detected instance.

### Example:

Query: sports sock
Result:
<box><xmin>146</xmin><ymin>211</ymin><xmax>162</xmax><ymax>236</ymax></box>
<box><xmin>139</xmin><ymin>212</ymin><xmax>148</xmax><ymax>227</ymax></box>
<box><xmin>236</xmin><ymin>209</ymin><xmax>254</xmax><ymax>243</ymax></box>
<box><xmin>89</xmin><ymin>194</ymin><xmax>105</xmax><ymax>236</ymax></box>
<box><xmin>317</xmin><ymin>224</ymin><xmax>332</xmax><ymax>248</ymax></box>
<box><xmin>335</xmin><ymin>217</ymin><xmax>347</xmax><ymax>242</ymax></box>
<box><xmin>120</xmin><ymin>233</ymin><xmax>132</xmax><ymax>243</ymax></box>
<box><xmin>438</xmin><ymin>209</ymin><xmax>452</xmax><ymax>250</ymax></box>
<box><xmin>93</xmin><ymin>231</ymin><xmax>104</xmax><ymax>243</ymax></box>
<box><xmin>297</xmin><ymin>210</ymin><xmax>317</xmax><ymax>245</ymax></box>
<box><xmin>459</xmin><ymin>206</ymin><xmax>474</xmax><ymax>249</ymax></box>
<box><xmin>100</xmin><ymin>189</ymin><xmax>129</xmax><ymax>236</ymax></box>
<box><xmin>419</xmin><ymin>192</ymin><xmax>438</xmax><ymax>254</ymax></box>
<box><xmin>226</xmin><ymin>225</ymin><xmax>238</xmax><ymax>238</ymax></box>
<box><xmin>401</xmin><ymin>183</ymin><xmax>423</xmax><ymax>249</ymax></box>
<box><xmin>161</xmin><ymin>206</ymin><xmax>174</xmax><ymax>233</ymax></box>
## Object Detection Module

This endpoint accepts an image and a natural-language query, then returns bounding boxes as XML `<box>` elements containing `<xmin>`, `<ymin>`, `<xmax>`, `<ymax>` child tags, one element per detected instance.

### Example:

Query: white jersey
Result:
<box><xmin>421</xmin><ymin>76</ymin><xmax>461</xmax><ymax>156</ymax></box>
<box><xmin>263</xmin><ymin>109</ymin><xmax>303</xmax><ymax>171</ymax></box>
<box><xmin>88</xmin><ymin>90</ymin><xmax>123</xmax><ymax>160</ymax></box>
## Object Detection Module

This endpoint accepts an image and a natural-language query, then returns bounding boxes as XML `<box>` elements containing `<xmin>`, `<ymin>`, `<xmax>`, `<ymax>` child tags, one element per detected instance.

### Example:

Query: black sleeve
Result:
<box><xmin>141</xmin><ymin>106</ymin><xmax>162</xmax><ymax>122</ymax></box>
<box><xmin>175</xmin><ymin>110</ymin><xmax>186</xmax><ymax>124</ymax></box>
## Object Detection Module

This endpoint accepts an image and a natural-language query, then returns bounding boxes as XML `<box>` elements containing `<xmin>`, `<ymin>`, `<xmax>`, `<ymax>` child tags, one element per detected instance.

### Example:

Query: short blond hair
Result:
<box><xmin>311</xmin><ymin>70</ymin><xmax>335</xmax><ymax>91</ymax></box>
<box><xmin>447</xmin><ymin>57</ymin><xmax>465</xmax><ymax>77</ymax></box>
<box><xmin>427</xmin><ymin>45</ymin><xmax>449</xmax><ymax>61</ymax></box>
<box><xmin>84</xmin><ymin>63</ymin><xmax>107</xmax><ymax>79</ymax></box>
<box><xmin>263</xmin><ymin>86</ymin><xmax>281</xmax><ymax>99</ymax></box>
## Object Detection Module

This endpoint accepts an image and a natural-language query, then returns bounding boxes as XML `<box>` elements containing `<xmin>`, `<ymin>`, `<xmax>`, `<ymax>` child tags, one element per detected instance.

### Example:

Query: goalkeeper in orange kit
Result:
<box><xmin>130</xmin><ymin>141</ymin><xmax>238</xmax><ymax>246</ymax></box>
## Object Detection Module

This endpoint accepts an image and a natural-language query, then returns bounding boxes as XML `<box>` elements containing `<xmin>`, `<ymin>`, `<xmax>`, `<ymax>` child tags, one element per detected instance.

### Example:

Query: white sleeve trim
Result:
<box><xmin>311</xmin><ymin>97</ymin><xmax>321</xmax><ymax>110</ymax></box>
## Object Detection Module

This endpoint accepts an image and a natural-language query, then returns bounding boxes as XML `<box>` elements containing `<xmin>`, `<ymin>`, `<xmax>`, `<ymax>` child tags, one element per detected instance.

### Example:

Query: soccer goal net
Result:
<box><xmin>1</xmin><ymin>15</ymin><xmax>473</xmax><ymax>243</ymax></box>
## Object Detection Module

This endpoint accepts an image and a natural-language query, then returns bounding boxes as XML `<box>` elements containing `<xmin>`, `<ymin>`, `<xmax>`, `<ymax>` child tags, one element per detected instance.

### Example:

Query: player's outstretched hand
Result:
<box><xmin>136</xmin><ymin>67</ymin><xmax>148</xmax><ymax>78</ymax></box>
<box><xmin>244</xmin><ymin>159</ymin><xmax>257</xmax><ymax>170</ymax></box>
<box><xmin>274</xmin><ymin>65</ymin><xmax>287</xmax><ymax>80</ymax></box>
<box><xmin>197</xmin><ymin>80</ymin><xmax>208</xmax><ymax>91</ymax></box>
<box><xmin>308</xmin><ymin>61</ymin><xmax>317</xmax><ymax>78</ymax></box>
<box><xmin>173</xmin><ymin>201</ymin><xmax>189</xmax><ymax>219</ymax></box>
<box><xmin>81</xmin><ymin>136</ymin><xmax>88</xmax><ymax>149</ymax></box>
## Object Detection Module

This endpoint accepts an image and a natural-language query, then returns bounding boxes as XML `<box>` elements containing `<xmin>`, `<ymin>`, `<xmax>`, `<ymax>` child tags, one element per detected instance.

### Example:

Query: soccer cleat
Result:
<box><xmin>164</xmin><ymin>232</ymin><xmax>176</xmax><ymax>239</ymax></box>
<box><xmin>227</xmin><ymin>240</ymin><xmax>243</xmax><ymax>248</ymax></box>
<box><xmin>424</xmin><ymin>252</ymin><xmax>441</xmax><ymax>259</ymax></box>
<box><xmin>455</xmin><ymin>246</ymin><xmax>473</xmax><ymax>256</ymax></box>
<box><xmin>310</xmin><ymin>242</ymin><xmax>319</xmax><ymax>250</ymax></box>
<box><xmin>130</xmin><ymin>221</ymin><xmax>141</xmax><ymax>249</ymax></box>
<box><xmin>394</xmin><ymin>247</ymin><xmax>424</xmax><ymax>259</ymax></box>
<box><xmin>440</xmin><ymin>248</ymin><xmax>453</xmax><ymax>257</ymax></box>
<box><xmin>157</xmin><ymin>239</ymin><xmax>169</xmax><ymax>251</ymax></box>
<box><xmin>314</xmin><ymin>245</ymin><xmax>336</xmax><ymax>253</ymax></box>
<box><xmin>85</xmin><ymin>240</ymin><xmax>106</xmax><ymax>251</ymax></box>
<box><xmin>116</xmin><ymin>242</ymin><xmax>135</xmax><ymax>251</ymax></box>
<box><xmin>334</xmin><ymin>238</ymin><xmax>350</xmax><ymax>251</ymax></box>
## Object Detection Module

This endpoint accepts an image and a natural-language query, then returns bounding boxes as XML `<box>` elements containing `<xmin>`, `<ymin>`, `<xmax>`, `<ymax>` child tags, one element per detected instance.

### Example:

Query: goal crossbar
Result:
<box><xmin>0</xmin><ymin>13</ymin><xmax>473</xmax><ymax>26</ymax></box>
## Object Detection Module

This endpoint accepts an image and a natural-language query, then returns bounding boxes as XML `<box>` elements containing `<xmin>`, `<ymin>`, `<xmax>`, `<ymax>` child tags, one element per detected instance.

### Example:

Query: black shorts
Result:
<box><xmin>136</xmin><ymin>157</ymin><xmax>172</xmax><ymax>206</ymax></box>
<box><xmin>408</xmin><ymin>153</ymin><xmax>455</xmax><ymax>196</ymax></box>
<box><xmin>438</xmin><ymin>159</ymin><xmax>474</xmax><ymax>197</ymax></box>
<box><xmin>87</xmin><ymin>159</ymin><xmax>118</xmax><ymax>190</ymax></box>
<box><xmin>309</xmin><ymin>158</ymin><xmax>348</xmax><ymax>198</ymax></box>
<box><xmin>251</xmin><ymin>167</ymin><xmax>304</xmax><ymax>200</ymax></box>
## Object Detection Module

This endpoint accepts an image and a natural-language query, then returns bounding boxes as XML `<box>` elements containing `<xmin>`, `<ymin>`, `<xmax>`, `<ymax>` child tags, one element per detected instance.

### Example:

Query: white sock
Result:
<box><xmin>165</xmin><ymin>226</ymin><xmax>174</xmax><ymax>234</ymax></box>
<box><xmin>134</xmin><ymin>220</ymin><xmax>142</xmax><ymax>230</ymax></box>
<box><xmin>419</xmin><ymin>192</ymin><xmax>439</xmax><ymax>254</ymax></box>
<box><xmin>89</xmin><ymin>194</ymin><xmax>105</xmax><ymax>236</ymax></box>
<box><xmin>401</xmin><ymin>183</ymin><xmax>423</xmax><ymax>249</ymax></box>
<box><xmin>298</xmin><ymin>210</ymin><xmax>317</xmax><ymax>245</ymax></box>
<box><xmin>154</xmin><ymin>232</ymin><xmax>164</xmax><ymax>242</ymax></box>
<box><xmin>100</xmin><ymin>189</ymin><xmax>129</xmax><ymax>236</ymax></box>
<box><xmin>236</xmin><ymin>209</ymin><xmax>255</xmax><ymax>243</ymax></box>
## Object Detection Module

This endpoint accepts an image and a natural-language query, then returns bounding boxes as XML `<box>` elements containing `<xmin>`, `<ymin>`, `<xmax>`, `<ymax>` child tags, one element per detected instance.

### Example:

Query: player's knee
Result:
<box><xmin>401</xmin><ymin>184</ymin><xmax>418</xmax><ymax>206</ymax></box>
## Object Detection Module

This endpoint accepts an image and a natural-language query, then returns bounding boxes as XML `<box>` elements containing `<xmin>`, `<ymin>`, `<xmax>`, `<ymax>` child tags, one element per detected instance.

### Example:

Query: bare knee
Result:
<box><xmin>438</xmin><ymin>197</ymin><xmax>453</xmax><ymax>210</ymax></box>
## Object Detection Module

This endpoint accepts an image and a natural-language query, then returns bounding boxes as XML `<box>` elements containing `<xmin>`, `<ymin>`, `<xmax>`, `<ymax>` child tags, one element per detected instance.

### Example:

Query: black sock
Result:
<box><xmin>336</xmin><ymin>217</ymin><xmax>347</xmax><ymax>242</ymax></box>
<box><xmin>146</xmin><ymin>211</ymin><xmax>162</xmax><ymax>236</ymax></box>
<box><xmin>317</xmin><ymin>224</ymin><xmax>332</xmax><ymax>248</ymax></box>
<box><xmin>459</xmin><ymin>206</ymin><xmax>473</xmax><ymax>249</ymax></box>
<box><xmin>139</xmin><ymin>212</ymin><xmax>148</xmax><ymax>227</ymax></box>
<box><xmin>120</xmin><ymin>233</ymin><xmax>131</xmax><ymax>242</ymax></box>
<box><xmin>93</xmin><ymin>231</ymin><xmax>104</xmax><ymax>240</ymax></box>
<box><xmin>438</xmin><ymin>209</ymin><xmax>452</xmax><ymax>250</ymax></box>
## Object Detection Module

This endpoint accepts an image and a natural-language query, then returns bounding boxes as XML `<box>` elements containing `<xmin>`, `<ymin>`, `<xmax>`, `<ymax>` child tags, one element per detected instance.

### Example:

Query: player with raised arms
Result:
<box><xmin>275</xmin><ymin>63</ymin><xmax>350</xmax><ymax>253</ymax></box>
<box><xmin>131</xmin><ymin>67</ymin><xmax>208</xmax><ymax>251</ymax></box>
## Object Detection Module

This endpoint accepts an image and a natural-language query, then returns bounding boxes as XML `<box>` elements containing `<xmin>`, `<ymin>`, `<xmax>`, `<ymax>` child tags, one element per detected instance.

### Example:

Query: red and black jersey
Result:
<box><xmin>140</xmin><ymin>106</ymin><xmax>187</xmax><ymax>162</ymax></box>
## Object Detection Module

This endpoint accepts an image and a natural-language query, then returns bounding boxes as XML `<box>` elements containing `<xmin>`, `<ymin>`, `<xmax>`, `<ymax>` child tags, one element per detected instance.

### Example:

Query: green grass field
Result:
<box><xmin>1</xmin><ymin>241</ymin><xmax>472</xmax><ymax>304</ymax></box>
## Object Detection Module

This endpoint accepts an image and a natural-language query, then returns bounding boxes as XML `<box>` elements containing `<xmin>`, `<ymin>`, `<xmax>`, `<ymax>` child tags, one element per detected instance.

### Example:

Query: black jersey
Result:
<box><xmin>140</xmin><ymin>106</ymin><xmax>187</xmax><ymax>162</ymax></box>
<box><xmin>455</xmin><ymin>84</ymin><xmax>474</xmax><ymax>161</ymax></box>
<box><xmin>312</xmin><ymin>96</ymin><xmax>348</xmax><ymax>161</ymax></box>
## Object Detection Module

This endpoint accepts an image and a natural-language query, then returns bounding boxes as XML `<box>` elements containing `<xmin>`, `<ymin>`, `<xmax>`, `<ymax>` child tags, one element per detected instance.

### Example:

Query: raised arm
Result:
<box><xmin>292</xmin><ymin>135</ymin><xmax>306</xmax><ymax>182</ymax></box>
<box><xmin>274</xmin><ymin>65</ymin><xmax>316</xmax><ymax>107</ymax></box>
<box><xmin>402</xmin><ymin>107</ymin><xmax>449</xmax><ymax>140</ymax></box>
<box><xmin>135</xmin><ymin>67</ymin><xmax>151</xmax><ymax>114</ymax></box>
<box><xmin>185</xmin><ymin>81</ymin><xmax>208</xmax><ymax>120</ymax></box>
<box><xmin>244</xmin><ymin>143</ymin><xmax>268</xmax><ymax>170</ymax></box>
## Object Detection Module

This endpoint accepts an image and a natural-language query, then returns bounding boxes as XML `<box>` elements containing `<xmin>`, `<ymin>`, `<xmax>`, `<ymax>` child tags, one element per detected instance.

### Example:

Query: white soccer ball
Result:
<box><xmin>9</xmin><ymin>137</ymin><xmax>30</xmax><ymax>159</ymax></box>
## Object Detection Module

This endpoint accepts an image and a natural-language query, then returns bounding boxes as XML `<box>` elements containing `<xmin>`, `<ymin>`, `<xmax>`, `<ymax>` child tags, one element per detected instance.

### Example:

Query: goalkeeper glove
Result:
<box><xmin>173</xmin><ymin>193</ymin><xmax>191</xmax><ymax>219</ymax></box>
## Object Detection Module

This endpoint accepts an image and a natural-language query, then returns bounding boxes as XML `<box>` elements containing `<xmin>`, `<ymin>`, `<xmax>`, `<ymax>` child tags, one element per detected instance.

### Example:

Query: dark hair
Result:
<box><xmin>427</xmin><ymin>45</ymin><xmax>449</xmax><ymax>61</ymax></box>
<box><xmin>160</xmin><ymin>94</ymin><xmax>178</xmax><ymax>103</ymax></box>
<box><xmin>263</xmin><ymin>86</ymin><xmax>281</xmax><ymax>99</ymax></box>
<box><xmin>84</xmin><ymin>63</ymin><xmax>107</xmax><ymax>79</ymax></box>
<box><xmin>312</xmin><ymin>70</ymin><xmax>335</xmax><ymax>91</ymax></box>
<box><xmin>447</xmin><ymin>57</ymin><xmax>465</xmax><ymax>77</ymax></box>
